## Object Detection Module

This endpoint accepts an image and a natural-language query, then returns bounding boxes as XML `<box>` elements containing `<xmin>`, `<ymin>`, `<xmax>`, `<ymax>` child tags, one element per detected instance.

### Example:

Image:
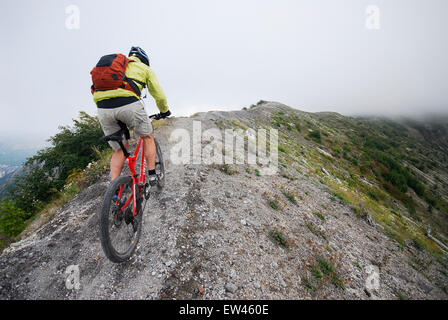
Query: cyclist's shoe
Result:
<box><xmin>148</xmin><ymin>174</ymin><xmax>157</xmax><ymax>186</ymax></box>
<box><xmin>148</xmin><ymin>169</ymin><xmax>157</xmax><ymax>186</ymax></box>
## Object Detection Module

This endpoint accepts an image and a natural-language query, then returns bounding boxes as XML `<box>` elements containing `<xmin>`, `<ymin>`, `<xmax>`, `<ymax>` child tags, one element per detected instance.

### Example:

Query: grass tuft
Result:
<box><xmin>268</xmin><ymin>229</ymin><xmax>289</xmax><ymax>249</ymax></box>
<box><xmin>313</xmin><ymin>211</ymin><xmax>326</xmax><ymax>221</ymax></box>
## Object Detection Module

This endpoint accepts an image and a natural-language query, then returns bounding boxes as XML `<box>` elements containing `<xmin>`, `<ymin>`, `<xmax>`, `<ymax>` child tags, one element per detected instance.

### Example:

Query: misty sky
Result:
<box><xmin>0</xmin><ymin>0</ymin><xmax>447</xmax><ymax>147</ymax></box>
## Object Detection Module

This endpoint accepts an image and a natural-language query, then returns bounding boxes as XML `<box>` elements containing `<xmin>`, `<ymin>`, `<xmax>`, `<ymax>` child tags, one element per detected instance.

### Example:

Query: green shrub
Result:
<box><xmin>302</xmin><ymin>277</ymin><xmax>315</xmax><ymax>291</ymax></box>
<box><xmin>367</xmin><ymin>190</ymin><xmax>379</xmax><ymax>201</ymax></box>
<box><xmin>317</xmin><ymin>258</ymin><xmax>335</xmax><ymax>276</ymax></box>
<box><xmin>231</xmin><ymin>120</ymin><xmax>248</xmax><ymax>131</ymax></box>
<box><xmin>220</xmin><ymin>164</ymin><xmax>238</xmax><ymax>175</ymax></box>
<box><xmin>272</xmin><ymin>113</ymin><xmax>289</xmax><ymax>128</ymax></box>
<box><xmin>330</xmin><ymin>146</ymin><xmax>341</xmax><ymax>156</ymax></box>
<box><xmin>307</xmin><ymin>223</ymin><xmax>327</xmax><ymax>240</ymax></box>
<box><xmin>385</xmin><ymin>169</ymin><xmax>408</xmax><ymax>193</ymax></box>
<box><xmin>282</xmin><ymin>190</ymin><xmax>297</xmax><ymax>205</ymax></box>
<box><xmin>0</xmin><ymin>199</ymin><xmax>31</xmax><ymax>238</ymax></box>
<box><xmin>8</xmin><ymin>111</ymin><xmax>107</xmax><ymax>214</ymax></box>
<box><xmin>316</xmin><ymin>257</ymin><xmax>345</xmax><ymax>290</ymax></box>
<box><xmin>407</xmin><ymin>175</ymin><xmax>425</xmax><ymax>196</ymax></box>
<box><xmin>364</xmin><ymin>136</ymin><xmax>392</xmax><ymax>151</ymax></box>
<box><xmin>278</xmin><ymin>145</ymin><xmax>288</xmax><ymax>153</ymax></box>
<box><xmin>268</xmin><ymin>199</ymin><xmax>280</xmax><ymax>210</ymax></box>
<box><xmin>412</xmin><ymin>238</ymin><xmax>425</xmax><ymax>251</ymax></box>
<box><xmin>308</xmin><ymin>130</ymin><xmax>322</xmax><ymax>143</ymax></box>
<box><xmin>311</xmin><ymin>266</ymin><xmax>323</xmax><ymax>281</ymax></box>
<box><xmin>395</xmin><ymin>291</ymin><xmax>407</xmax><ymax>300</ymax></box>
<box><xmin>268</xmin><ymin>229</ymin><xmax>289</xmax><ymax>249</ymax></box>
<box><xmin>313</xmin><ymin>211</ymin><xmax>326</xmax><ymax>221</ymax></box>
<box><xmin>331</xmin><ymin>273</ymin><xmax>345</xmax><ymax>289</ymax></box>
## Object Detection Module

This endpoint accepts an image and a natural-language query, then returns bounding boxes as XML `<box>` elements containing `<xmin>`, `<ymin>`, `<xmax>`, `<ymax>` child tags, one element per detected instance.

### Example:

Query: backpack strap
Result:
<box><xmin>125</xmin><ymin>60</ymin><xmax>147</xmax><ymax>96</ymax></box>
<box><xmin>123</xmin><ymin>75</ymin><xmax>146</xmax><ymax>97</ymax></box>
<box><xmin>121</xmin><ymin>76</ymin><xmax>142</xmax><ymax>96</ymax></box>
<box><xmin>129</xmin><ymin>78</ymin><xmax>146</xmax><ymax>88</ymax></box>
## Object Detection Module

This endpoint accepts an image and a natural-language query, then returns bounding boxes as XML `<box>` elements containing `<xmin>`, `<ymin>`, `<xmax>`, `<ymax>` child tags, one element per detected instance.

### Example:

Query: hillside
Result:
<box><xmin>0</xmin><ymin>101</ymin><xmax>447</xmax><ymax>300</ymax></box>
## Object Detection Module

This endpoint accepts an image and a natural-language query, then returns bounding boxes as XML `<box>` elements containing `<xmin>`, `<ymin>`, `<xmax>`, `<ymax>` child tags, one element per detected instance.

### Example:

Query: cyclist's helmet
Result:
<box><xmin>129</xmin><ymin>46</ymin><xmax>150</xmax><ymax>66</ymax></box>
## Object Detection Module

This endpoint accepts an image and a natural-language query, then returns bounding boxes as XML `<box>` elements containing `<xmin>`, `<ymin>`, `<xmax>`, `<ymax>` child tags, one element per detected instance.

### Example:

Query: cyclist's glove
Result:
<box><xmin>154</xmin><ymin>110</ymin><xmax>171</xmax><ymax>120</ymax></box>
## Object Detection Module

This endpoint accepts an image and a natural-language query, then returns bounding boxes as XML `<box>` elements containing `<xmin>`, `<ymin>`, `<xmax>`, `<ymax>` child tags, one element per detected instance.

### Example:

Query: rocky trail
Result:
<box><xmin>1</xmin><ymin>104</ymin><xmax>447</xmax><ymax>300</ymax></box>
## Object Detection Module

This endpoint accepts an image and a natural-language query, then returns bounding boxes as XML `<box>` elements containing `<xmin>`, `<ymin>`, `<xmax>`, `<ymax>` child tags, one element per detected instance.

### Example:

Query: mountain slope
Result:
<box><xmin>0</xmin><ymin>102</ymin><xmax>447</xmax><ymax>300</ymax></box>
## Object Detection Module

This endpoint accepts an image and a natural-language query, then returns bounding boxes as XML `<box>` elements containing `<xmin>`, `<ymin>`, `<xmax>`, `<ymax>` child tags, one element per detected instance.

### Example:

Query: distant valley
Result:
<box><xmin>0</xmin><ymin>142</ymin><xmax>39</xmax><ymax>196</ymax></box>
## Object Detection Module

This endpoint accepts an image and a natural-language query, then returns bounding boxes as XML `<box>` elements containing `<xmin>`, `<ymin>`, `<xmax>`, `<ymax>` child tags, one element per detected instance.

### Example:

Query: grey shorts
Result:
<box><xmin>97</xmin><ymin>100</ymin><xmax>153</xmax><ymax>151</ymax></box>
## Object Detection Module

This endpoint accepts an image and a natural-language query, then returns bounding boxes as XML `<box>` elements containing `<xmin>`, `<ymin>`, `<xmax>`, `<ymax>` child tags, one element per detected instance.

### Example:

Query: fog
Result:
<box><xmin>1</xmin><ymin>0</ymin><xmax>447</xmax><ymax>147</ymax></box>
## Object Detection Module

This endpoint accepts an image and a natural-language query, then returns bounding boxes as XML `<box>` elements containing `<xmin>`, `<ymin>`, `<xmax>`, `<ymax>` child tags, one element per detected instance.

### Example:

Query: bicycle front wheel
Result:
<box><xmin>99</xmin><ymin>175</ymin><xmax>143</xmax><ymax>263</ymax></box>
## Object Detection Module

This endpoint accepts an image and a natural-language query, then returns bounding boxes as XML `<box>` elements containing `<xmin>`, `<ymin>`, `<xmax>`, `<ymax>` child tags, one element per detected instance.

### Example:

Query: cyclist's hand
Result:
<box><xmin>154</xmin><ymin>110</ymin><xmax>171</xmax><ymax>120</ymax></box>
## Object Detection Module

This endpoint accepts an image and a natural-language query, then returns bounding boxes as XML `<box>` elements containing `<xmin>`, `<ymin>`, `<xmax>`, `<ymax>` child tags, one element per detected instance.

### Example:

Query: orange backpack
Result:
<box><xmin>90</xmin><ymin>53</ymin><xmax>145</xmax><ymax>96</ymax></box>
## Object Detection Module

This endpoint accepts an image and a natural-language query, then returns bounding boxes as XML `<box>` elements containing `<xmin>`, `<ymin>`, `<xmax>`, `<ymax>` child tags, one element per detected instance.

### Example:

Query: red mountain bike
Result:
<box><xmin>99</xmin><ymin>114</ymin><xmax>165</xmax><ymax>263</ymax></box>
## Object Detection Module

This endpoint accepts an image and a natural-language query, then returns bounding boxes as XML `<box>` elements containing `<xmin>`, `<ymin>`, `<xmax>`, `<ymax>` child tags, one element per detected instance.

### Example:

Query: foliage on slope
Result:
<box><xmin>231</xmin><ymin>102</ymin><xmax>448</xmax><ymax>255</ymax></box>
<box><xmin>0</xmin><ymin>112</ymin><xmax>111</xmax><ymax>251</ymax></box>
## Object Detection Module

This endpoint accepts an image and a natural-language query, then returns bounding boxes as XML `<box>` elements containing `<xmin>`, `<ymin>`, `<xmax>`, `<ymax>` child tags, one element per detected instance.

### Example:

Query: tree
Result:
<box><xmin>8</xmin><ymin>111</ymin><xmax>107</xmax><ymax>213</ymax></box>
<box><xmin>0</xmin><ymin>198</ymin><xmax>31</xmax><ymax>238</ymax></box>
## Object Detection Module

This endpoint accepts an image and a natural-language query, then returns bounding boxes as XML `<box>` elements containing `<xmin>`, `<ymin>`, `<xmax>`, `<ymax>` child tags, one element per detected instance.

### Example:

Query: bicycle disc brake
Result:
<box><xmin>137</xmin><ymin>182</ymin><xmax>150</xmax><ymax>200</ymax></box>
<box><xmin>124</xmin><ymin>207</ymin><xmax>134</xmax><ymax>225</ymax></box>
<box><xmin>112</xmin><ymin>201</ymin><xmax>124</xmax><ymax>227</ymax></box>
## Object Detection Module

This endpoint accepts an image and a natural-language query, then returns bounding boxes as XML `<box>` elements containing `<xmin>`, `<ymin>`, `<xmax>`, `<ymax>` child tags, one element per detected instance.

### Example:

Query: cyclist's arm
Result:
<box><xmin>146</xmin><ymin>67</ymin><xmax>169</xmax><ymax>113</ymax></box>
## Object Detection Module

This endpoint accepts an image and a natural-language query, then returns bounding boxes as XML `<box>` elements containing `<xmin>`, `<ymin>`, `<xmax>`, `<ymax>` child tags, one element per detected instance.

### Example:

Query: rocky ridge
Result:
<box><xmin>0</xmin><ymin>102</ymin><xmax>447</xmax><ymax>300</ymax></box>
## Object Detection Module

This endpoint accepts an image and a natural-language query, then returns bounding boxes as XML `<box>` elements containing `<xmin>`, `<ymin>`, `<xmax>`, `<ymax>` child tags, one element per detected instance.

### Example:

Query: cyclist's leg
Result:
<box><xmin>142</xmin><ymin>134</ymin><xmax>156</xmax><ymax>171</ymax></box>
<box><xmin>98</xmin><ymin>108</ymin><xmax>129</xmax><ymax>181</ymax></box>
<box><xmin>116</xmin><ymin>100</ymin><xmax>155</xmax><ymax>174</ymax></box>
<box><xmin>110</xmin><ymin>141</ymin><xmax>129</xmax><ymax>181</ymax></box>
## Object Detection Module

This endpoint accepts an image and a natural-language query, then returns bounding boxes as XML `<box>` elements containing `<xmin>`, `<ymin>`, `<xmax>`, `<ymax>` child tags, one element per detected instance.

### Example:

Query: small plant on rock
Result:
<box><xmin>268</xmin><ymin>228</ymin><xmax>289</xmax><ymax>249</ymax></box>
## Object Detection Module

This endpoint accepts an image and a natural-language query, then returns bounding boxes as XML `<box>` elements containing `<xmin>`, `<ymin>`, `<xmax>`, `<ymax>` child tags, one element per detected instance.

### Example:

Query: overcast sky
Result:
<box><xmin>0</xmin><ymin>0</ymin><xmax>447</xmax><ymax>147</ymax></box>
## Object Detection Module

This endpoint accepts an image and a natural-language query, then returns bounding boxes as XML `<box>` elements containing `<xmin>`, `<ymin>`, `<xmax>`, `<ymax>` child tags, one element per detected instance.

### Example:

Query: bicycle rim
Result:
<box><xmin>99</xmin><ymin>176</ymin><xmax>142</xmax><ymax>263</ymax></box>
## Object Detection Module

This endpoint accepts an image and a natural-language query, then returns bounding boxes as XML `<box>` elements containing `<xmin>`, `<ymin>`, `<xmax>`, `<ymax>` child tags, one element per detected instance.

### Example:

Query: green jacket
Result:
<box><xmin>93</xmin><ymin>56</ymin><xmax>169</xmax><ymax>113</ymax></box>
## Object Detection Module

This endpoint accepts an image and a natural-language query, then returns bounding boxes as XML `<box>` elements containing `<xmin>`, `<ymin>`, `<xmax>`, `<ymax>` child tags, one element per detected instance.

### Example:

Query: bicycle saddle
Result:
<box><xmin>103</xmin><ymin>121</ymin><xmax>131</xmax><ymax>142</ymax></box>
<box><xmin>104</xmin><ymin>130</ymin><xmax>125</xmax><ymax>142</ymax></box>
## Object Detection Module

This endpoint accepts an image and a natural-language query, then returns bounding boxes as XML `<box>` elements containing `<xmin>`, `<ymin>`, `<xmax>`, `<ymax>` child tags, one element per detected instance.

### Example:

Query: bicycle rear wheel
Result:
<box><xmin>154</xmin><ymin>138</ymin><xmax>165</xmax><ymax>189</ymax></box>
<box><xmin>99</xmin><ymin>175</ymin><xmax>143</xmax><ymax>263</ymax></box>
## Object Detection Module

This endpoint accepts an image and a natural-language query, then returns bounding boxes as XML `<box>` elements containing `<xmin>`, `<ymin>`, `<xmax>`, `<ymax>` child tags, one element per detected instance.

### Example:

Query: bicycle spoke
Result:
<box><xmin>104</xmin><ymin>181</ymin><xmax>141</xmax><ymax>256</ymax></box>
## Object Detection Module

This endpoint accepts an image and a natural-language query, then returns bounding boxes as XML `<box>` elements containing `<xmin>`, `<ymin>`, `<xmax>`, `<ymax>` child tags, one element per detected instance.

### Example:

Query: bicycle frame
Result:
<box><xmin>116</xmin><ymin>137</ymin><xmax>146</xmax><ymax>217</ymax></box>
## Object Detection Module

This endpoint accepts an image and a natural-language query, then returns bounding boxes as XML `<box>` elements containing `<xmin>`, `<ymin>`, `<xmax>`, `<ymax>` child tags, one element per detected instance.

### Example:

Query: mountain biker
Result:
<box><xmin>91</xmin><ymin>46</ymin><xmax>171</xmax><ymax>185</ymax></box>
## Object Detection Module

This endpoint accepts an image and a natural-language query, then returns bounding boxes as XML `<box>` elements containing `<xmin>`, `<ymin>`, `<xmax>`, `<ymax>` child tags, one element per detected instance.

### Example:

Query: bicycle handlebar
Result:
<box><xmin>149</xmin><ymin>113</ymin><xmax>170</xmax><ymax>120</ymax></box>
<box><xmin>102</xmin><ymin>114</ymin><xmax>166</xmax><ymax>143</ymax></box>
